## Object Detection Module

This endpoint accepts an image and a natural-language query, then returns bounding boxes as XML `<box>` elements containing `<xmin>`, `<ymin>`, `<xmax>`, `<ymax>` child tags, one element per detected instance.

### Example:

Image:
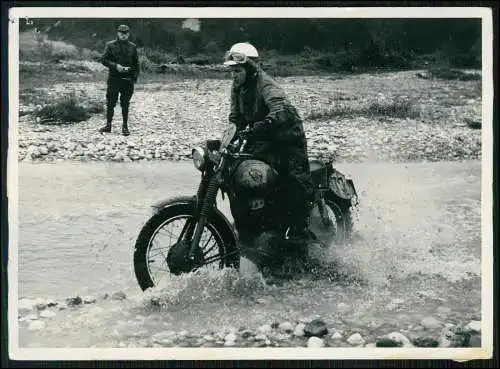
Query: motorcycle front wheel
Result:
<box><xmin>133</xmin><ymin>197</ymin><xmax>240</xmax><ymax>291</ymax></box>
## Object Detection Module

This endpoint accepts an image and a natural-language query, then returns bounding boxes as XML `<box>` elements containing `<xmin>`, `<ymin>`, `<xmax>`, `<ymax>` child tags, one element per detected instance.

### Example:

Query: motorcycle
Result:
<box><xmin>133</xmin><ymin>124</ymin><xmax>359</xmax><ymax>291</ymax></box>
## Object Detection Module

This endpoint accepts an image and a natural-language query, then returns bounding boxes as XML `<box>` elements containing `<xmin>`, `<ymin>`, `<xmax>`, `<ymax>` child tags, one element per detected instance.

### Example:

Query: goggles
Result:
<box><xmin>223</xmin><ymin>51</ymin><xmax>248</xmax><ymax>65</ymax></box>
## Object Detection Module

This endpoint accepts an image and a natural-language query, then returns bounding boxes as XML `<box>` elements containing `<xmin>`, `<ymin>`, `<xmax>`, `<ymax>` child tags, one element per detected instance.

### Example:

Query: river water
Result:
<box><xmin>13</xmin><ymin>160</ymin><xmax>483</xmax><ymax>348</ymax></box>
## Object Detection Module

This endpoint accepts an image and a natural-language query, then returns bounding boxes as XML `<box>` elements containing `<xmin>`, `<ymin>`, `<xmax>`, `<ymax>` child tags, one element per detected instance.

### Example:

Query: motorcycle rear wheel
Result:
<box><xmin>309</xmin><ymin>195</ymin><xmax>354</xmax><ymax>246</ymax></box>
<box><xmin>133</xmin><ymin>198</ymin><xmax>239</xmax><ymax>291</ymax></box>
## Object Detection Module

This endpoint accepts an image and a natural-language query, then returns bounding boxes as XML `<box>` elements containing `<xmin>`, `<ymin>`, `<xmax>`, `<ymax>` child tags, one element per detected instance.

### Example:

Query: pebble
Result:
<box><xmin>224</xmin><ymin>333</ymin><xmax>237</xmax><ymax>346</ymax></box>
<box><xmin>278</xmin><ymin>322</ymin><xmax>294</xmax><ymax>333</ymax></box>
<box><xmin>421</xmin><ymin>317</ymin><xmax>443</xmax><ymax>329</ymax></box>
<box><xmin>347</xmin><ymin>333</ymin><xmax>365</xmax><ymax>346</ymax></box>
<box><xmin>66</xmin><ymin>296</ymin><xmax>82</xmax><ymax>306</ymax></box>
<box><xmin>293</xmin><ymin>323</ymin><xmax>306</xmax><ymax>337</ymax></box>
<box><xmin>307</xmin><ymin>337</ymin><xmax>325</xmax><ymax>348</ymax></box>
<box><xmin>331</xmin><ymin>331</ymin><xmax>343</xmax><ymax>340</ymax></box>
<box><xmin>28</xmin><ymin>320</ymin><xmax>46</xmax><ymax>331</ymax></box>
<box><xmin>35</xmin><ymin>298</ymin><xmax>47</xmax><ymax>310</ymax></box>
<box><xmin>257</xmin><ymin>324</ymin><xmax>272</xmax><ymax>334</ymax></box>
<box><xmin>83</xmin><ymin>296</ymin><xmax>97</xmax><ymax>304</ymax></box>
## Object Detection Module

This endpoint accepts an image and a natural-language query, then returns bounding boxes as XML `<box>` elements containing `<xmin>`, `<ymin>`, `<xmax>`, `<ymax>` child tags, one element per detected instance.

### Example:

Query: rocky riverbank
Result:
<box><xmin>17</xmin><ymin>71</ymin><xmax>482</xmax><ymax>164</ymax></box>
<box><xmin>18</xmin><ymin>288</ymin><xmax>482</xmax><ymax>349</ymax></box>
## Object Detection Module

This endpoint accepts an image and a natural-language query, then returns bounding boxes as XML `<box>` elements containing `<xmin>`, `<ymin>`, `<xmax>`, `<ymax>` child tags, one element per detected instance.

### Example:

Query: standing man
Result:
<box><xmin>99</xmin><ymin>24</ymin><xmax>139</xmax><ymax>136</ymax></box>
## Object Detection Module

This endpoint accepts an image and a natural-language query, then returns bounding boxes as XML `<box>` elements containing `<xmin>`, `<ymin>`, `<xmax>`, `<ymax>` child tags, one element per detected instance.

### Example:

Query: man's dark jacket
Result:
<box><xmin>100</xmin><ymin>39</ymin><xmax>140</xmax><ymax>82</ymax></box>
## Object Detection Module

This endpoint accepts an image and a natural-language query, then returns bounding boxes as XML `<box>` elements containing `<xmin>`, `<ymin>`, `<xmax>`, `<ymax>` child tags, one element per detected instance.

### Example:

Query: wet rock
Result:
<box><xmin>293</xmin><ymin>323</ymin><xmax>306</xmax><ymax>337</ymax></box>
<box><xmin>66</xmin><ymin>296</ymin><xmax>82</xmax><ymax>306</ymax></box>
<box><xmin>278</xmin><ymin>322</ymin><xmax>294</xmax><ymax>333</ymax></box>
<box><xmin>331</xmin><ymin>331</ymin><xmax>343</xmax><ymax>340</ymax></box>
<box><xmin>386</xmin><ymin>332</ymin><xmax>413</xmax><ymax>347</ymax></box>
<box><xmin>240</xmin><ymin>329</ymin><xmax>253</xmax><ymax>339</ymax></box>
<box><xmin>304</xmin><ymin>319</ymin><xmax>328</xmax><ymax>338</ymax></box>
<box><xmin>376</xmin><ymin>338</ymin><xmax>402</xmax><ymax>347</ymax></box>
<box><xmin>469</xmin><ymin>333</ymin><xmax>481</xmax><ymax>347</ymax></box>
<box><xmin>307</xmin><ymin>337</ymin><xmax>325</xmax><ymax>348</ymax></box>
<box><xmin>347</xmin><ymin>333</ymin><xmax>365</xmax><ymax>346</ymax></box>
<box><xmin>111</xmin><ymin>291</ymin><xmax>127</xmax><ymax>300</ymax></box>
<box><xmin>35</xmin><ymin>298</ymin><xmax>47</xmax><ymax>311</ymax></box>
<box><xmin>39</xmin><ymin>310</ymin><xmax>56</xmax><ymax>318</ymax></box>
<box><xmin>224</xmin><ymin>333</ymin><xmax>237</xmax><ymax>347</ymax></box>
<box><xmin>83</xmin><ymin>296</ymin><xmax>97</xmax><ymax>304</ymax></box>
<box><xmin>421</xmin><ymin>317</ymin><xmax>443</xmax><ymax>329</ymax></box>
<box><xmin>465</xmin><ymin>320</ymin><xmax>481</xmax><ymax>333</ymax></box>
<box><xmin>412</xmin><ymin>336</ymin><xmax>439</xmax><ymax>347</ymax></box>
<box><xmin>28</xmin><ymin>320</ymin><xmax>46</xmax><ymax>331</ymax></box>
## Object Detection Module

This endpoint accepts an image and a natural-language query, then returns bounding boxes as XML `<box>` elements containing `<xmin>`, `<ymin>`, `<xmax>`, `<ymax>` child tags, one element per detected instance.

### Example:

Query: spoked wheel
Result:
<box><xmin>133</xmin><ymin>198</ymin><xmax>239</xmax><ymax>291</ymax></box>
<box><xmin>308</xmin><ymin>196</ymin><xmax>354</xmax><ymax>248</ymax></box>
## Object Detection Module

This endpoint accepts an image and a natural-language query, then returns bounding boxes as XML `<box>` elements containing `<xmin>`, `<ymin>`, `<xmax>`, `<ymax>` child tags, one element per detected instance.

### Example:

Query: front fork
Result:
<box><xmin>186</xmin><ymin>173</ymin><xmax>221</xmax><ymax>261</ymax></box>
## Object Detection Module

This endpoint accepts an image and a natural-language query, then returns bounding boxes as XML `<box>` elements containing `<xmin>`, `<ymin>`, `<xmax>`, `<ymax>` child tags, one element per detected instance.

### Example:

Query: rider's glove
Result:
<box><xmin>246</xmin><ymin>118</ymin><xmax>272</xmax><ymax>140</ymax></box>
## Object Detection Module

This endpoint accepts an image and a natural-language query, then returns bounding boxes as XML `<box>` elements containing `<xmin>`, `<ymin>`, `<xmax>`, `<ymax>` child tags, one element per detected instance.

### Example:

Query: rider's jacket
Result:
<box><xmin>228</xmin><ymin>68</ymin><xmax>306</xmax><ymax>147</ymax></box>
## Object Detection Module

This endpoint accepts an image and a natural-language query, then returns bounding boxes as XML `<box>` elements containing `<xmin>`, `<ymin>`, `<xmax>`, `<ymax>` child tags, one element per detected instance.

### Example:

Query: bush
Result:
<box><xmin>35</xmin><ymin>93</ymin><xmax>103</xmax><ymax>125</ymax></box>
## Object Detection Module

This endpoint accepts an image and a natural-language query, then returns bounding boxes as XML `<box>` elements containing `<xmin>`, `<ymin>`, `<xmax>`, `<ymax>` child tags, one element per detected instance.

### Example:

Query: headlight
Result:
<box><xmin>192</xmin><ymin>147</ymin><xmax>206</xmax><ymax>171</ymax></box>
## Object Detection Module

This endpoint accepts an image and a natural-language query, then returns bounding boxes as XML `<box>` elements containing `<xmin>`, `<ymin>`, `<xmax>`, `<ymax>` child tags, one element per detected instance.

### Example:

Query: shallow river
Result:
<box><xmin>13</xmin><ymin>160</ymin><xmax>482</xmax><ymax>348</ymax></box>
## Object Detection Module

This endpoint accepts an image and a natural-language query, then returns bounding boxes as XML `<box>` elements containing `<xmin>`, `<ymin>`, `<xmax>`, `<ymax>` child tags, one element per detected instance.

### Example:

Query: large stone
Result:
<box><xmin>304</xmin><ymin>319</ymin><xmax>328</xmax><ymax>338</ymax></box>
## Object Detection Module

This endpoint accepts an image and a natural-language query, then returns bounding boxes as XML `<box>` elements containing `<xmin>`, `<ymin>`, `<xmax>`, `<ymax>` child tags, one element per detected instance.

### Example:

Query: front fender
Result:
<box><xmin>151</xmin><ymin>195</ymin><xmax>198</xmax><ymax>213</ymax></box>
<box><xmin>151</xmin><ymin>195</ymin><xmax>237</xmax><ymax>245</ymax></box>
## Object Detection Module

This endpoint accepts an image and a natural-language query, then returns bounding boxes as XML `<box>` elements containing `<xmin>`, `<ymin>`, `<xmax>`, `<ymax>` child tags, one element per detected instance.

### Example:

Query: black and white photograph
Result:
<box><xmin>6</xmin><ymin>5</ymin><xmax>494</xmax><ymax>362</ymax></box>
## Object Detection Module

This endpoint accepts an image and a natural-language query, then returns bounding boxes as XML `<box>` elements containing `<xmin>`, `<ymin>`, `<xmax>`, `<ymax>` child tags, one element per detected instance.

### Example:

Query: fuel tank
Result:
<box><xmin>228</xmin><ymin>159</ymin><xmax>280</xmax><ymax>228</ymax></box>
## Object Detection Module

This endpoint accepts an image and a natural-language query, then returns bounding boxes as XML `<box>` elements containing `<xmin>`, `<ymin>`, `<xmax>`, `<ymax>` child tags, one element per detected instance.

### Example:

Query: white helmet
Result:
<box><xmin>223</xmin><ymin>42</ymin><xmax>259</xmax><ymax>66</ymax></box>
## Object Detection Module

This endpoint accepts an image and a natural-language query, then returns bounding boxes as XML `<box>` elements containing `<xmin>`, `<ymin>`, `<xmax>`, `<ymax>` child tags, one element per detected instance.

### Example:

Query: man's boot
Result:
<box><xmin>99</xmin><ymin>107</ymin><xmax>113</xmax><ymax>133</ymax></box>
<box><xmin>121</xmin><ymin>105</ymin><xmax>130</xmax><ymax>136</ymax></box>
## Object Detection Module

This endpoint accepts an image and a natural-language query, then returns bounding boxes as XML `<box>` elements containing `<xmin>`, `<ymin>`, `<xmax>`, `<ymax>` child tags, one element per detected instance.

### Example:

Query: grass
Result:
<box><xmin>306</xmin><ymin>97</ymin><xmax>421</xmax><ymax>122</ymax></box>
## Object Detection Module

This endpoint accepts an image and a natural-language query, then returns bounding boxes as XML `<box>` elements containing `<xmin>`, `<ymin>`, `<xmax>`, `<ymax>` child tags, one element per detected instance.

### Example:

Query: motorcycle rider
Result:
<box><xmin>98</xmin><ymin>24</ymin><xmax>140</xmax><ymax>136</ymax></box>
<box><xmin>223</xmin><ymin>42</ymin><xmax>316</xmax><ymax>248</ymax></box>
